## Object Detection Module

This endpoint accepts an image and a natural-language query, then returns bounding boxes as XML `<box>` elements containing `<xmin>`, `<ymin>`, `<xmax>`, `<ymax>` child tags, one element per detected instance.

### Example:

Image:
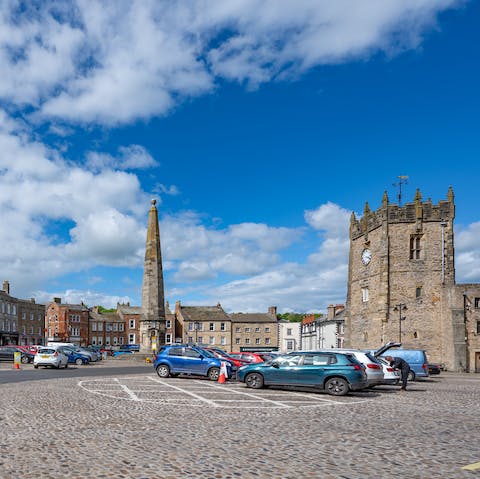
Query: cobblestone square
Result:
<box><xmin>0</xmin><ymin>363</ymin><xmax>479</xmax><ymax>479</ymax></box>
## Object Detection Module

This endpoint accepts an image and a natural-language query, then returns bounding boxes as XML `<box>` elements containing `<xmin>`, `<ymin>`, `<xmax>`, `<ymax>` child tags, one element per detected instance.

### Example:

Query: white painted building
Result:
<box><xmin>278</xmin><ymin>320</ymin><xmax>301</xmax><ymax>352</ymax></box>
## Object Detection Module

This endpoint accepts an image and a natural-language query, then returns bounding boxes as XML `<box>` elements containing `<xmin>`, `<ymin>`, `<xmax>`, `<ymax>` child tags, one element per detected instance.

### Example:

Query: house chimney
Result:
<box><xmin>327</xmin><ymin>304</ymin><xmax>335</xmax><ymax>321</ymax></box>
<box><xmin>268</xmin><ymin>306</ymin><xmax>277</xmax><ymax>317</ymax></box>
<box><xmin>2</xmin><ymin>280</ymin><xmax>10</xmax><ymax>294</ymax></box>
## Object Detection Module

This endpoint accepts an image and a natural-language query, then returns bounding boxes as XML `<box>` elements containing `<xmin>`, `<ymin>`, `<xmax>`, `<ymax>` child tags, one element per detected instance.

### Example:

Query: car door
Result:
<box><xmin>295</xmin><ymin>354</ymin><xmax>331</xmax><ymax>385</ymax></box>
<box><xmin>265</xmin><ymin>355</ymin><xmax>303</xmax><ymax>385</ymax></box>
<box><xmin>183</xmin><ymin>347</ymin><xmax>209</xmax><ymax>375</ymax></box>
<box><xmin>0</xmin><ymin>347</ymin><xmax>14</xmax><ymax>361</ymax></box>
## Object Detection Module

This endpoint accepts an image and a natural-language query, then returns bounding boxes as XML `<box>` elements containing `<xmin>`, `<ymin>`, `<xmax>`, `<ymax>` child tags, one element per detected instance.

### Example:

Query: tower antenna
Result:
<box><xmin>393</xmin><ymin>175</ymin><xmax>409</xmax><ymax>206</ymax></box>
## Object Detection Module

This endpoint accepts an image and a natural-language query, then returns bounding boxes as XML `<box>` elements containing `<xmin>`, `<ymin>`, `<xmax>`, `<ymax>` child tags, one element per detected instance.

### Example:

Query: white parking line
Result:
<box><xmin>114</xmin><ymin>378</ymin><xmax>140</xmax><ymax>401</ymax></box>
<box><xmin>203</xmin><ymin>381</ymin><xmax>293</xmax><ymax>407</ymax></box>
<box><xmin>147</xmin><ymin>376</ymin><xmax>220</xmax><ymax>407</ymax></box>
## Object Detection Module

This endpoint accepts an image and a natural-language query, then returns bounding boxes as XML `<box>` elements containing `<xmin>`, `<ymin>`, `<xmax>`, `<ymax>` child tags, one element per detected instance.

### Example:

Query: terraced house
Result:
<box><xmin>0</xmin><ymin>281</ymin><xmax>45</xmax><ymax>346</ymax></box>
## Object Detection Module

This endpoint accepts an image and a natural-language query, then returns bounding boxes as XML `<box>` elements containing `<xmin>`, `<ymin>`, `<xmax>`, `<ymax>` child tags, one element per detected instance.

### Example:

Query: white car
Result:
<box><xmin>376</xmin><ymin>357</ymin><xmax>401</xmax><ymax>385</ymax></box>
<box><xmin>34</xmin><ymin>347</ymin><xmax>69</xmax><ymax>369</ymax></box>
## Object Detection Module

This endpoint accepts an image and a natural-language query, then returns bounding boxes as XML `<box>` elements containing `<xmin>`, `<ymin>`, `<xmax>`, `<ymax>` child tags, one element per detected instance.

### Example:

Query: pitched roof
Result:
<box><xmin>229</xmin><ymin>313</ymin><xmax>277</xmax><ymax>324</ymax></box>
<box><xmin>180</xmin><ymin>306</ymin><xmax>230</xmax><ymax>322</ymax></box>
<box><xmin>117</xmin><ymin>305</ymin><xmax>142</xmax><ymax>315</ymax></box>
<box><xmin>89</xmin><ymin>311</ymin><xmax>122</xmax><ymax>322</ymax></box>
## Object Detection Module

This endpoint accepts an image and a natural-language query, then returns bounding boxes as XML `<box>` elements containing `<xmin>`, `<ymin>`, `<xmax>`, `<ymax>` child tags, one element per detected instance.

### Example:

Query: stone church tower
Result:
<box><xmin>140</xmin><ymin>199</ymin><xmax>166</xmax><ymax>353</ymax></box>
<box><xmin>344</xmin><ymin>187</ymin><xmax>476</xmax><ymax>371</ymax></box>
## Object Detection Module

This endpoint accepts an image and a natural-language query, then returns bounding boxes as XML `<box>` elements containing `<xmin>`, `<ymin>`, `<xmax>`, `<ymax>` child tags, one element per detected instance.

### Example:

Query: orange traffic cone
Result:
<box><xmin>217</xmin><ymin>361</ymin><xmax>227</xmax><ymax>384</ymax></box>
<box><xmin>14</xmin><ymin>363</ymin><xmax>20</xmax><ymax>370</ymax></box>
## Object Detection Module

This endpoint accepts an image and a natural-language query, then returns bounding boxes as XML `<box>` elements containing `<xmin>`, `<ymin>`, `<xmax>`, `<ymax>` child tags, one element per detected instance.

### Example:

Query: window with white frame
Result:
<box><xmin>128</xmin><ymin>334</ymin><xmax>135</xmax><ymax>343</ymax></box>
<box><xmin>92</xmin><ymin>322</ymin><xmax>97</xmax><ymax>332</ymax></box>
<box><xmin>129</xmin><ymin>320</ymin><xmax>135</xmax><ymax>329</ymax></box>
<box><xmin>106</xmin><ymin>337</ymin><xmax>111</xmax><ymax>345</ymax></box>
<box><xmin>166</xmin><ymin>333</ymin><xmax>171</xmax><ymax>343</ymax></box>
<box><xmin>166</xmin><ymin>320</ymin><xmax>171</xmax><ymax>329</ymax></box>
<box><xmin>113</xmin><ymin>337</ymin><xmax>118</xmax><ymax>345</ymax></box>
<box><xmin>287</xmin><ymin>328</ymin><xmax>292</xmax><ymax>335</ymax></box>
<box><xmin>265</xmin><ymin>338</ymin><xmax>271</xmax><ymax>344</ymax></box>
<box><xmin>209</xmin><ymin>323</ymin><xmax>214</xmax><ymax>331</ymax></box>
<box><xmin>255</xmin><ymin>327</ymin><xmax>260</xmax><ymax>332</ymax></box>
<box><xmin>98</xmin><ymin>337</ymin><xmax>103</xmax><ymax>345</ymax></box>
<box><xmin>98</xmin><ymin>322</ymin><xmax>103</xmax><ymax>331</ymax></box>
<box><xmin>245</xmin><ymin>338</ymin><xmax>250</xmax><ymax>344</ymax></box>
<box><xmin>255</xmin><ymin>338</ymin><xmax>260</xmax><ymax>344</ymax></box>
<box><xmin>119</xmin><ymin>337</ymin><xmax>124</xmax><ymax>344</ymax></box>
<box><xmin>119</xmin><ymin>323</ymin><xmax>124</xmax><ymax>332</ymax></box>
<box><xmin>197</xmin><ymin>336</ymin><xmax>203</xmax><ymax>344</ymax></box>
<box><xmin>220</xmin><ymin>322</ymin><xmax>226</xmax><ymax>331</ymax></box>
<box><xmin>235</xmin><ymin>338</ymin><xmax>240</xmax><ymax>344</ymax></box>
<box><xmin>113</xmin><ymin>323</ymin><xmax>118</xmax><ymax>332</ymax></box>
<box><xmin>220</xmin><ymin>336</ymin><xmax>226</xmax><ymax>345</ymax></box>
<box><xmin>245</xmin><ymin>327</ymin><xmax>251</xmax><ymax>332</ymax></box>
<box><xmin>286</xmin><ymin>340</ymin><xmax>294</xmax><ymax>350</ymax></box>
<box><xmin>265</xmin><ymin>327</ymin><xmax>270</xmax><ymax>332</ymax></box>
<box><xmin>22</xmin><ymin>312</ymin><xmax>26</xmax><ymax>320</ymax></box>
<box><xmin>209</xmin><ymin>336</ymin><xmax>215</xmax><ymax>345</ymax></box>
<box><xmin>236</xmin><ymin>327</ymin><xmax>241</xmax><ymax>332</ymax></box>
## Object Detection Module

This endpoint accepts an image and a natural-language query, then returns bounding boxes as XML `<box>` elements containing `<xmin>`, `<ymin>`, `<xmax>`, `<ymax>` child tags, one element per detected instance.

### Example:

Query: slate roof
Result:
<box><xmin>229</xmin><ymin>313</ymin><xmax>277</xmax><ymax>324</ymax></box>
<box><xmin>180</xmin><ymin>306</ymin><xmax>230</xmax><ymax>322</ymax></box>
<box><xmin>89</xmin><ymin>311</ymin><xmax>122</xmax><ymax>322</ymax></box>
<box><xmin>117</xmin><ymin>305</ymin><xmax>142</xmax><ymax>315</ymax></box>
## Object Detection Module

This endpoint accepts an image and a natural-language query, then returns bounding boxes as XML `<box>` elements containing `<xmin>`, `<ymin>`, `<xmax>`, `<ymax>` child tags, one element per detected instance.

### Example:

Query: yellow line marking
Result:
<box><xmin>462</xmin><ymin>461</ymin><xmax>480</xmax><ymax>471</ymax></box>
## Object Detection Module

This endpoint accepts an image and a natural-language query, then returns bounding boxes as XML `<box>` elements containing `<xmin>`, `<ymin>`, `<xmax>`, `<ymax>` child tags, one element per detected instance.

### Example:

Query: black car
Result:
<box><xmin>0</xmin><ymin>346</ymin><xmax>35</xmax><ymax>363</ymax></box>
<box><xmin>428</xmin><ymin>363</ymin><xmax>441</xmax><ymax>375</ymax></box>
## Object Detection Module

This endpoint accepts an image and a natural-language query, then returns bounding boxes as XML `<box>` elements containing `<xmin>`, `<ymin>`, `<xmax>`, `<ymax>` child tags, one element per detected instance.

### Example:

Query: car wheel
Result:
<box><xmin>207</xmin><ymin>367</ymin><xmax>220</xmax><ymax>381</ymax></box>
<box><xmin>245</xmin><ymin>372</ymin><xmax>264</xmax><ymax>389</ymax></box>
<box><xmin>34</xmin><ymin>365</ymin><xmax>38</xmax><ymax>369</ymax></box>
<box><xmin>65</xmin><ymin>363</ymin><xmax>68</xmax><ymax>368</ymax></box>
<box><xmin>21</xmin><ymin>355</ymin><xmax>29</xmax><ymax>364</ymax></box>
<box><xmin>325</xmin><ymin>377</ymin><xmax>349</xmax><ymax>396</ymax></box>
<box><xmin>156</xmin><ymin>364</ymin><xmax>170</xmax><ymax>378</ymax></box>
<box><xmin>407</xmin><ymin>370</ymin><xmax>416</xmax><ymax>381</ymax></box>
<box><xmin>75</xmin><ymin>358</ymin><xmax>83</xmax><ymax>366</ymax></box>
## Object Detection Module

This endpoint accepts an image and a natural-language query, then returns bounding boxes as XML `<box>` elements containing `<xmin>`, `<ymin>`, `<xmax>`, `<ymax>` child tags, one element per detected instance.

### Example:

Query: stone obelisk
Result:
<box><xmin>140</xmin><ymin>199</ymin><xmax>166</xmax><ymax>353</ymax></box>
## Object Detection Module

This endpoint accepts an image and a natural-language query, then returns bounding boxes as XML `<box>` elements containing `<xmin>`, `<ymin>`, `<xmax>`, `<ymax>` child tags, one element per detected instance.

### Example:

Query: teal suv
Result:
<box><xmin>154</xmin><ymin>345</ymin><xmax>232</xmax><ymax>381</ymax></box>
<box><xmin>237</xmin><ymin>351</ymin><xmax>368</xmax><ymax>396</ymax></box>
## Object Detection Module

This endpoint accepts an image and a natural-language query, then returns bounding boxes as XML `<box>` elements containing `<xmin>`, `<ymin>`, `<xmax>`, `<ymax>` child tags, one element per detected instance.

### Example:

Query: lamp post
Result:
<box><xmin>393</xmin><ymin>303</ymin><xmax>407</xmax><ymax>343</ymax></box>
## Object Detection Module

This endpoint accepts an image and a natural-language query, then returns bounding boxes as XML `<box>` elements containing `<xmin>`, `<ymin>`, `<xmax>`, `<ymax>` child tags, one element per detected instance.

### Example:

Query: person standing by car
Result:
<box><xmin>385</xmin><ymin>355</ymin><xmax>411</xmax><ymax>391</ymax></box>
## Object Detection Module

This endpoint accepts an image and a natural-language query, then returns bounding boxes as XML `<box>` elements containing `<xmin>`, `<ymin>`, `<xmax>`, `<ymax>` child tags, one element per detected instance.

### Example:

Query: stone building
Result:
<box><xmin>345</xmin><ymin>187</ymin><xmax>480</xmax><ymax>372</ymax></box>
<box><xmin>89</xmin><ymin>307</ymin><xmax>126</xmax><ymax>347</ymax></box>
<box><xmin>17</xmin><ymin>297</ymin><xmax>46</xmax><ymax>346</ymax></box>
<box><xmin>1</xmin><ymin>281</ymin><xmax>45</xmax><ymax>346</ymax></box>
<box><xmin>175</xmin><ymin>301</ymin><xmax>232</xmax><ymax>350</ymax></box>
<box><xmin>229</xmin><ymin>307</ymin><xmax>278</xmax><ymax>352</ymax></box>
<box><xmin>45</xmin><ymin>298</ymin><xmax>89</xmax><ymax>346</ymax></box>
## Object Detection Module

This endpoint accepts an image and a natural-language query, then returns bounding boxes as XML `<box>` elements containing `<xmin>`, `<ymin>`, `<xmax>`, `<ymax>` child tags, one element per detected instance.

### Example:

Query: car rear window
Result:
<box><xmin>38</xmin><ymin>348</ymin><xmax>56</xmax><ymax>354</ymax></box>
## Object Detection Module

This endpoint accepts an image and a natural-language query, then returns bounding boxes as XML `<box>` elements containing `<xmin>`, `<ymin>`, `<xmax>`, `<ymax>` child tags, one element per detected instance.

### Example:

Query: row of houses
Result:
<box><xmin>1</xmin><ymin>281</ymin><xmax>345</xmax><ymax>353</ymax></box>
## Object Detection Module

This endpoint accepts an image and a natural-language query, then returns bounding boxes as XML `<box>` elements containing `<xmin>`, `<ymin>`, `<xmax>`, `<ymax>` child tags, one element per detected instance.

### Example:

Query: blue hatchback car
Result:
<box><xmin>237</xmin><ymin>351</ymin><xmax>368</xmax><ymax>396</ymax></box>
<box><xmin>154</xmin><ymin>345</ymin><xmax>232</xmax><ymax>381</ymax></box>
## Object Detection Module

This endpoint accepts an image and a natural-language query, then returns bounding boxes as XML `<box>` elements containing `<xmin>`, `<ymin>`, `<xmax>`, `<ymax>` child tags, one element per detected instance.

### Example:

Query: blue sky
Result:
<box><xmin>0</xmin><ymin>0</ymin><xmax>479</xmax><ymax>313</ymax></box>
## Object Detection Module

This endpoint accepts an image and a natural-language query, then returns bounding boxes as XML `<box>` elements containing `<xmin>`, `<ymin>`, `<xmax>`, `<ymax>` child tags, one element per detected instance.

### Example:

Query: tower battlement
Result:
<box><xmin>350</xmin><ymin>186</ymin><xmax>455</xmax><ymax>240</ymax></box>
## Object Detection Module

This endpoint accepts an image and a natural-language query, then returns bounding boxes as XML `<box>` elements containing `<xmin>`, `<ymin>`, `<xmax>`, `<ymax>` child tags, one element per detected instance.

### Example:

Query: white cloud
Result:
<box><xmin>165</xmin><ymin>212</ymin><xmax>300</xmax><ymax>281</ymax></box>
<box><xmin>0</xmin><ymin>0</ymin><xmax>463</xmax><ymax>126</ymax></box>
<box><xmin>85</xmin><ymin>144</ymin><xmax>158</xmax><ymax>171</ymax></box>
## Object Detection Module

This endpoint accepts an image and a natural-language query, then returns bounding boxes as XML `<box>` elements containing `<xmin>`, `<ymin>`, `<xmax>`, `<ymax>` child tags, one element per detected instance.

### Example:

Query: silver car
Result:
<box><xmin>34</xmin><ymin>347</ymin><xmax>68</xmax><ymax>369</ymax></box>
<box><xmin>321</xmin><ymin>348</ymin><xmax>385</xmax><ymax>387</ymax></box>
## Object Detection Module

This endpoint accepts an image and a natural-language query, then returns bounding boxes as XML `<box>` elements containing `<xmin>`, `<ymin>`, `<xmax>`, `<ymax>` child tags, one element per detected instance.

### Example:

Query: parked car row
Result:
<box><xmin>152</xmin><ymin>342</ymin><xmax>432</xmax><ymax>397</ymax></box>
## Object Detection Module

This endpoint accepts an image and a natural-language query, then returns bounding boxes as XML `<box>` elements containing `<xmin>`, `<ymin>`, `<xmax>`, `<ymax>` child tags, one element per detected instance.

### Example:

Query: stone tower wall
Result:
<box><xmin>345</xmin><ymin>188</ymin><xmax>463</xmax><ymax>369</ymax></box>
